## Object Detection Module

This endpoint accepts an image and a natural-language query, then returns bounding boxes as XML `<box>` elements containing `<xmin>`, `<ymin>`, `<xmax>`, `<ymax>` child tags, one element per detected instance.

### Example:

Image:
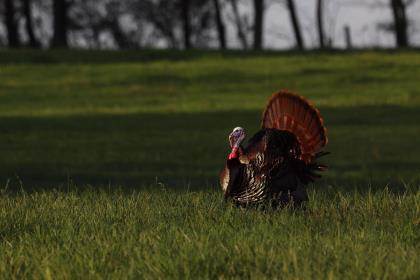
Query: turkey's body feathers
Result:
<box><xmin>220</xmin><ymin>91</ymin><xmax>328</xmax><ymax>207</ymax></box>
<box><xmin>221</xmin><ymin>129</ymin><xmax>310</xmax><ymax>207</ymax></box>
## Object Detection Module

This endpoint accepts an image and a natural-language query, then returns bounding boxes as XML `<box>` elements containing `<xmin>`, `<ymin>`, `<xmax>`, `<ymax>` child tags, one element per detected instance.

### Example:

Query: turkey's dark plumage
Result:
<box><xmin>220</xmin><ymin>90</ymin><xmax>328</xmax><ymax>207</ymax></box>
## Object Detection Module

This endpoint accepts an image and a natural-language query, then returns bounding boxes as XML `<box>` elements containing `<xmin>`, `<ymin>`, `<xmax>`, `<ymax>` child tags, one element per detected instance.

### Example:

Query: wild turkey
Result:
<box><xmin>219</xmin><ymin>90</ymin><xmax>328</xmax><ymax>207</ymax></box>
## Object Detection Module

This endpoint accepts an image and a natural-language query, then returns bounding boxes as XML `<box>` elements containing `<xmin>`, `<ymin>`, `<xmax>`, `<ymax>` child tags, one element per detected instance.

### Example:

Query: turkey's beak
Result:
<box><xmin>229</xmin><ymin>134</ymin><xmax>235</xmax><ymax>148</ymax></box>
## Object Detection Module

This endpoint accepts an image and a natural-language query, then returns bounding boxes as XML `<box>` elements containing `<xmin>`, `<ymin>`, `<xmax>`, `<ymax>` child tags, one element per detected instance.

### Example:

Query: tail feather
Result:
<box><xmin>262</xmin><ymin>90</ymin><xmax>328</xmax><ymax>162</ymax></box>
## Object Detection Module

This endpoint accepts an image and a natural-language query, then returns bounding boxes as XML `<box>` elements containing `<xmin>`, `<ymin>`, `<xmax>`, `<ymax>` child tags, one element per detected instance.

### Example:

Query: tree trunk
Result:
<box><xmin>286</xmin><ymin>0</ymin><xmax>304</xmax><ymax>50</ymax></box>
<box><xmin>344</xmin><ymin>25</ymin><xmax>352</xmax><ymax>50</ymax></box>
<box><xmin>110</xmin><ymin>20</ymin><xmax>131</xmax><ymax>49</ymax></box>
<box><xmin>5</xmin><ymin>0</ymin><xmax>20</xmax><ymax>48</ymax></box>
<box><xmin>253</xmin><ymin>0</ymin><xmax>264</xmax><ymax>50</ymax></box>
<box><xmin>23</xmin><ymin>0</ymin><xmax>40</xmax><ymax>48</ymax></box>
<box><xmin>181</xmin><ymin>0</ymin><xmax>192</xmax><ymax>49</ymax></box>
<box><xmin>229</xmin><ymin>0</ymin><xmax>248</xmax><ymax>49</ymax></box>
<box><xmin>52</xmin><ymin>0</ymin><xmax>69</xmax><ymax>48</ymax></box>
<box><xmin>390</xmin><ymin>0</ymin><xmax>408</xmax><ymax>48</ymax></box>
<box><xmin>316</xmin><ymin>0</ymin><xmax>325</xmax><ymax>49</ymax></box>
<box><xmin>213</xmin><ymin>0</ymin><xmax>226</xmax><ymax>50</ymax></box>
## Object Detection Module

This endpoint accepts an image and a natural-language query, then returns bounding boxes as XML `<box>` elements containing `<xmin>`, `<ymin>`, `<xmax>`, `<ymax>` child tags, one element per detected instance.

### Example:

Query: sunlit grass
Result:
<box><xmin>0</xmin><ymin>186</ymin><xmax>418</xmax><ymax>278</ymax></box>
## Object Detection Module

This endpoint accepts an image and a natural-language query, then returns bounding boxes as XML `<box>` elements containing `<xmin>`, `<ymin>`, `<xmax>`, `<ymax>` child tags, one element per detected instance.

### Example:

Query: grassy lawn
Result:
<box><xmin>0</xmin><ymin>50</ymin><xmax>419</xmax><ymax>278</ymax></box>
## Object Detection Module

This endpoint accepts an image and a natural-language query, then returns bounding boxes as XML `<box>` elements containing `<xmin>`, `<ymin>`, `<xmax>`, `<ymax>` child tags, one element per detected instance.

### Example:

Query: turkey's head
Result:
<box><xmin>228</xmin><ymin>127</ymin><xmax>246</xmax><ymax>160</ymax></box>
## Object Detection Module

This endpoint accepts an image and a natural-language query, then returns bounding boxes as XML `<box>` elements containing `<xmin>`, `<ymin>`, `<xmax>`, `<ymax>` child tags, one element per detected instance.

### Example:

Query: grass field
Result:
<box><xmin>0</xmin><ymin>50</ymin><xmax>419</xmax><ymax>278</ymax></box>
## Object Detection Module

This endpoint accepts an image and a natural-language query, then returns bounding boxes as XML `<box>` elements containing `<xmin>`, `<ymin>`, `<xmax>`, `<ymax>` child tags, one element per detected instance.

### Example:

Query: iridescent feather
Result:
<box><xmin>220</xmin><ymin>90</ymin><xmax>328</xmax><ymax>207</ymax></box>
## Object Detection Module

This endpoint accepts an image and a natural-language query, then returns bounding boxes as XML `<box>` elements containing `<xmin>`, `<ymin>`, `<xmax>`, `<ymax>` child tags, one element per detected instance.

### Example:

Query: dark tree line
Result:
<box><xmin>253</xmin><ymin>0</ymin><xmax>264</xmax><ymax>49</ymax></box>
<box><xmin>0</xmin><ymin>0</ymin><xmax>416</xmax><ymax>50</ymax></box>
<box><xmin>391</xmin><ymin>0</ymin><xmax>409</xmax><ymax>47</ymax></box>
<box><xmin>23</xmin><ymin>0</ymin><xmax>40</xmax><ymax>48</ymax></box>
<box><xmin>5</xmin><ymin>0</ymin><xmax>19</xmax><ymax>47</ymax></box>
<box><xmin>286</xmin><ymin>0</ymin><xmax>304</xmax><ymax>50</ymax></box>
<box><xmin>52</xmin><ymin>0</ymin><xmax>68</xmax><ymax>47</ymax></box>
<box><xmin>317</xmin><ymin>0</ymin><xmax>325</xmax><ymax>49</ymax></box>
<box><xmin>213</xmin><ymin>0</ymin><xmax>226</xmax><ymax>49</ymax></box>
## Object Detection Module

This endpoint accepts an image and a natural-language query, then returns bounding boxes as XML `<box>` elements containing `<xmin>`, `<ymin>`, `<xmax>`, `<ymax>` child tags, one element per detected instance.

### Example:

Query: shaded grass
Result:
<box><xmin>0</xmin><ymin>50</ymin><xmax>419</xmax><ymax>188</ymax></box>
<box><xmin>0</xmin><ymin>106</ymin><xmax>420</xmax><ymax>189</ymax></box>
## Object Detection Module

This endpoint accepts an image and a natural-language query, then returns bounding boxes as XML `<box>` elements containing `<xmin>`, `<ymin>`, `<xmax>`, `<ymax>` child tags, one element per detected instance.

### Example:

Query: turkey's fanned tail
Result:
<box><xmin>261</xmin><ymin>90</ymin><xmax>328</xmax><ymax>163</ymax></box>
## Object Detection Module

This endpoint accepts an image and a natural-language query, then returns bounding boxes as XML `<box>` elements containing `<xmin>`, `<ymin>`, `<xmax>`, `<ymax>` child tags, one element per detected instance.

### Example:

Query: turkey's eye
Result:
<box><xmin>229</xmin><ymin>127</ymin><xmax>246</xmax><ymax>148</ymax></box>
<box><xmin>229</xmin><ymin>135</ymin><xmax>234</xmax><ymax>147</ymax></box>
<box><xmin>229</xmin><ymin>133</ymin><xmax>237</xmax><ymax>148</ymax></box>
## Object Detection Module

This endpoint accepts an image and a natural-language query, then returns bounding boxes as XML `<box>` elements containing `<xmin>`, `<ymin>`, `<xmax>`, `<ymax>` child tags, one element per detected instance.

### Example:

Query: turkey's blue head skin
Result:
<box><xmin>228</xmin><ymin>127</ymin><xmax>246</xmax><ymax>159</ymax></box>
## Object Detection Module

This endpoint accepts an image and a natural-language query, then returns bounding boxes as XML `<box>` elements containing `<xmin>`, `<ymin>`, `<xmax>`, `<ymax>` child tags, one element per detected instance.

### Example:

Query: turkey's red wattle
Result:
<box><xmin>228</xmin><ymin>147</ymin><xmax>239</xmax><ymax>159</ymax></box>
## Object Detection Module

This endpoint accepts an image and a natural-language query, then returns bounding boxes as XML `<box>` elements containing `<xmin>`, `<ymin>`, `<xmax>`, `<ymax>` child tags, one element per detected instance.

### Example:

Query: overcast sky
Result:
<box><xmin>1</xmin><ymin>0</ymin><xmax>419</xmax><ymax>49</ymax></box>
<box><xmin>235</xmin><ymin>0</ymin><xmax>420</xmax><ymax>49</ymax></box>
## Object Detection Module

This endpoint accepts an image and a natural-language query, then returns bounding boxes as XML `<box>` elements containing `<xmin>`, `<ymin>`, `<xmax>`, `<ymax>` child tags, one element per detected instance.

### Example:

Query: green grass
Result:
<box><xmin>0</xmin><ymin>49</ymin><xmax>419</xmax><ymax>278</ymax></box>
